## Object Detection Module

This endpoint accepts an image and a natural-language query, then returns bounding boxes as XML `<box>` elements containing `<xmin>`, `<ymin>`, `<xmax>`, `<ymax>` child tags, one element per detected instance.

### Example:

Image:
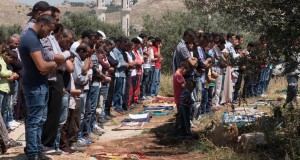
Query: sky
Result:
<box><xmin>17</xmin><ymin>0</ymin><xmax>112</xmax><ymax>5</ymax></box>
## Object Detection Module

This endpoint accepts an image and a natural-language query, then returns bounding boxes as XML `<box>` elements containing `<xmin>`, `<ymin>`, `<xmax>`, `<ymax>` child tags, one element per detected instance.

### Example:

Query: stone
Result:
<box><xmin>238</xmin><ymin>132</ymin><xmax>267</xmax><ymax>151</ymax></box>
<box><xmin>209</xmin><ymin>124</ymin><xmax>238</xmax><ymax>147</ymax></box>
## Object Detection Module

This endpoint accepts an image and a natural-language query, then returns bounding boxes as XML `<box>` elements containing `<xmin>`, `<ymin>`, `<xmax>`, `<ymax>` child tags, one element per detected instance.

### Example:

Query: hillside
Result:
<box><xmin>0</xmin><ymin>0</ymin><xmax>188</xmax><ymax>29</ymax></box>
<box><xmin>106</xmin><ymin>0</ymin><xmax>188</xmax><ymax>26</ymax></box>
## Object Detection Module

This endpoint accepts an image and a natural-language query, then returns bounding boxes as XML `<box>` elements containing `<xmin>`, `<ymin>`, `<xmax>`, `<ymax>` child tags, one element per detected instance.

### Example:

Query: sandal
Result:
<box><xmin>7</xmin><ymin>139</ymin><xmax>22</xmax><ymax>148</ymax></box>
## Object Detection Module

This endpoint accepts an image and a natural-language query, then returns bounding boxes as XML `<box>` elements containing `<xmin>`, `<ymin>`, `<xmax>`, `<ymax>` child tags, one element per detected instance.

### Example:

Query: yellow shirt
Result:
<box><xmin>0</xmin><ymin>56</ymin><xmax>12</xmax><ymax>93</ymax></box>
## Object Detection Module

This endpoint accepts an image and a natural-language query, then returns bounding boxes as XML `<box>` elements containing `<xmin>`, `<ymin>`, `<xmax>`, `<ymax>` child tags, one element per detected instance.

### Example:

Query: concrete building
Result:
<box><xmin>97</xmin><ymin>0</ymin><xmax>107</xmax><ymax>21</ymax></box>
<box><xmin>121</xmin><ymin>0</ymin><xmax>131</xmax><ymax>36</ymax></box>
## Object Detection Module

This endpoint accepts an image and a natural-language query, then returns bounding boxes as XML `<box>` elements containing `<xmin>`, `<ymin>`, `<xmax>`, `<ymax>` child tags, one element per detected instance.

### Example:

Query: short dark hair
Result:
<box><xmin>53</xmin><ymin>23</ymin><xmax>63</xmax><ymax>34</ymax></box>
<box><xmin>81</xmin><ymin>30</ymin><xmax>95</xmax><ymax>39</ymax></box>
<box><xmin>131</xmin><ymin>37</ymin><xmax>141</xmax><ymax>44</ymax></box>
<box><xmin>117</xmin><ymin>36</ymin><xmax>128</xmax><ymax>43</ymax></box>
<box><xmin>236</xmin><ymin>35</ymin><xmax>243</xmax><ymax>40</ymax></box>
<box><xmin>148</xmin><ymin>36</ymin><xmax>155</xmax><ymax>41</ymax></box>
<box><xmin>104</xmin><ymin>40</ymin><xmax>112</xmax><ymax>46</ymax></box>
<box><xmin>218</xmin><ymin>37</ymin><xmax>226</xmax><ymax>44</ymax></box>
<box><xmin>51</xmin><ymin>6</ymin><xmax>60</xmax><ymax>14</ymax></box>
<box><xmin>235</xmin><ymin>45</ymin><xmax>242</xmax><ymax>50</ymax></box>
<box><xmin>82</xmin><ymin>38</ymin><xmax>94</xmax><ymax>49</ymax></box>
<box><xmin>139</xmin><ymin>33</ymin><xmax>147</xmax><ymax>39</ymax></box>
<box><xmin>227</xmin><ymin>32</ymin><xmax>235</xmax><ymax>40</ymax></box>
<box><xmin>36</xmin><ymin>14</ymin><xmax>56</xmax><ymax>25</ymax></box>
<box><xmin>76</xmin><ymin>43</ymin><xmax>87</xmax><ymax>53</ymax></box>
<box><xmin>183</xmin><ymin>28</ymin><xmax>196</xmax><ymax>38</ymax></box>
<box><xmin>109</xmin><ymin>37</ymin><xmax>117</xmax><ymax>43</ymax></box>
<box><xmin>178</xmin><ymin>61</ymin><xmax>190</xmax><ymax>69</ymax></box>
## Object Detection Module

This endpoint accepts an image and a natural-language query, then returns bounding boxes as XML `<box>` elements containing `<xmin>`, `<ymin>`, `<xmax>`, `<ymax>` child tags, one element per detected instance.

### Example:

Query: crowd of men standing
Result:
<box><xmin>0</xmin><ymin>1</ymin><xmax>163</xmax><ymax>160</ymax></box>
<box><xmin>172</xmin><ymin>28</ymin><xmax>275</xmax><ymax>136</ymax></box>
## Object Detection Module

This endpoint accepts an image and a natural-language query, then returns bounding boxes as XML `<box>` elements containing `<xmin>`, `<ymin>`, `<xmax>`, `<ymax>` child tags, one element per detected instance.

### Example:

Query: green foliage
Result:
<box><xmin>0</xmin><ymin>24</ymin><xmax>22</xmax><ymax>43</ymax></box>
<box><xmin>185</xmin><ymin>0</ymin><xmax>300</xmax><ymax>49</ymax></box>
<box><xmin>61</xmin><ymin>12</ymin><xmax>124</xmax><ymax>40</ymax></box>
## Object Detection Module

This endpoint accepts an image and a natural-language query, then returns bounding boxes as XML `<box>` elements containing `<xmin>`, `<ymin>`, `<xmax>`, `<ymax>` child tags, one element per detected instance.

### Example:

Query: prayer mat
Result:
<box><xmin>112</xmin><ymin>122</ymin><xmax>144</xmax><ymax>131</ymax></box>
<box><xmin>151</xmin><ymin>97</ymin><xmax>174</xmax><ymax>103</ymax></box>
<box><xmin>90</xmin><ymin>151</ymin><xmax>146</xmax><ymax>160</ymax></box>
<box><xmin>144</xmin><ymin>106</ymin><xmax>174</xmax><ymax>111</ymax></box>
<box><xmin>121</xmin><ymin>118</ymin><xmax>150</xmax><ymax>123</ymax></box>
<box><xmin>140</xmin><ymin>111</ymin><xmax>169</xmax><ymax>116</ymax></box>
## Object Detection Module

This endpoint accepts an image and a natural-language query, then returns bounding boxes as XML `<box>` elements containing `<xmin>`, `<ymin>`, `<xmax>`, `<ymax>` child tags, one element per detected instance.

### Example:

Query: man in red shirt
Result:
<box><xmin>173</xmin><ymin>62</ymin><xmax>189</xmax><ymax>108</ymax></box>
<box><xmin>150</xmin><ymin>37</ymin><xmax>163</xmax><ymax>96</ymax></box>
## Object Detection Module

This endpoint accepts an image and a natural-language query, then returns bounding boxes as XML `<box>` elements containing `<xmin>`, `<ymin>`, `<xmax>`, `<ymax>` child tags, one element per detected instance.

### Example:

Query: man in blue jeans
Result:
<box><xmin>19</xmin><ymin>14</ymin><xmax>57</xmax><ymax>160</ymax></box>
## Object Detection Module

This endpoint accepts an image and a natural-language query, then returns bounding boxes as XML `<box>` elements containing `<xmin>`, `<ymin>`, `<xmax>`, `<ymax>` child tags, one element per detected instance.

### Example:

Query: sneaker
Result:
<box><xmin>104</xmin><ymin>115</ymin><xmax>112</xmax><ymax>120</ymax></box>
<box><xmin>70</xmin><ymin>143</ymin><xmax>86</xmax><ymax>152</ymax></box>
<box><xmin>75</xmin><ymin>139</ymin><xmax>87</xmax><ymax>147</ymax></box>
<box><xmin>42</xmin><ymin>146</ymin><xmax>62</xmax><ymax>155</ymax></box>
<box><xmin>146</xmin><ymin>96</ymin><xmax>153</xmax><ymax>100</ymax></box>
<box><xmin>84</xmin><ymin>133</ymin><xmax>99</xmax><ymax>142</ymax></box>
<box><xmin>78</xmin><ymin>137</ymin><xmax>92</xmax><ymax>146</ymax></box>
<box><xmin>8</xmin><ymin>120</ymin><xmax>21</xmax><ymax>127</ymax></box>
<box><xmin>38</xmin><ymin>153</ymin><xmax>52</xmax><ymax>160</ymax></box>
<box><xmin>190</xmin><ymin>120</ymin><xmax>196</xmax><ymax>128</ymax></box>
<box><xmin>93</xmin><ymin>124</ymin><xmax>105</xmax><ymax>135</ymax></box>
<box><xmin>141</xmin><ymin>96</ymin><xmax>147</xmax><ymax>100</ymax></box>
<box><xmin>135</xmin><ymin>100</ymin><xmax>143</xmax><ymax>105</ymax></box>
<box><xmin>60</xmin><ymin>147</ymin><xmax>76</xmax><ymax>154</ymax></box>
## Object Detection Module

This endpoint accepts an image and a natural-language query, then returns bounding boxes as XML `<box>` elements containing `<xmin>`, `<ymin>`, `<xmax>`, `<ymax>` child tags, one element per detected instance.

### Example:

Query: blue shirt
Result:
<box><xmin>112</xmin><ymin>47</ymin><xmax>127</xmax><ymax>78</ymax></box>
<box><xmin>19</xmin><ymin>28</ymin><xmax>47</xmax><ymax>87</ymax></box>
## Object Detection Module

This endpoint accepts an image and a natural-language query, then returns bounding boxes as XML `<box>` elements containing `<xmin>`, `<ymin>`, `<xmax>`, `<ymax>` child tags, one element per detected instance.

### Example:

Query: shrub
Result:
<box><xmin>61</xmin><ymin>12</ymin><xmax>124</xmax><ymax>39</ymax></box>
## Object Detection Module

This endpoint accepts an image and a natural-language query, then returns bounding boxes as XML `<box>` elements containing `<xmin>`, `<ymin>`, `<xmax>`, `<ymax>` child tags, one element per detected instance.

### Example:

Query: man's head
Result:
<box><xmin>8</xmin><ymin>34</ymin><xmax>20</xmax><ymax>50</ymax></box>
<box><xmin>117</xmin><ymin>36</ymin><xmax>129</xmax><ymax>50</ymax></box>
<box><xmin>81</xmin><ymin>30</ymin><xmax>96</xmax><ymax>42</ymax></box>
<box><xmin>53</xmin><ymin>23</ymin><xmax>64</xmax><ymax>40</ymax></box>
<box><xmin>124</xmin><ymin>41</ymin><xmax>133</xmax><ymax>53</ymax></box>
<box><xmin>152</xmin><ymin>37</ymin><xmax>162</xmax><ymax>47</ymax></box>
<box><xmin>216</xmin><ymin>37</ymin><xmax>226</xmax><ymax>50</ymax></box>
<box><xmin>183</xmin><ymin>28</ymin><xmax>196</xmax><ymax>44</ymax></box>
<box><xmin>35</xmin><ymin>14</ymin><xmax>56</xmax><ymax>39</ymax></box>
<box><xmin>227</xmin><ymin>32</ymin><xmax>236</xmax><ymax>44</ymax></box>
<box><xmin>139</xmin><ymin>33</ymin><xmax>148</xmax><ymax>47</ymax></box>
<box><xmin>236</xmin><ymin>35</ymin><xmax>244</xmax><ymax>45</ymax></box>
<box><xmin>76</xmin><ymin>43</ymin><xmax>88</xmax><ymax>60</ymax></box>
<box><xmin>103</xmin><ymin>40</ymin><xmax>113</xmax><ymax>53</ymax></box>
<box><xmin>58</xmin><ymin>28</ymin><xmax>74</xmax><ymax>51</ymax></box>
<box><xmin>131</xmin><ymin>37</ymin><xmax>141</xmax><ymax>50</ymax></box>
<box><xmin>27</xmin><ymin>1</ymin><xmax>52</xmax><ymax>20</ymax></box>
<box><xmin>95</xmin><ymin>31</ymin><xmax>104</xmax><ymax>49</ymax></box>
<box><xmin>235</xmin><ymin>45</ymin><xmax>243</xmax><ymax>55</ymax></box>
<box><xmin>82</xmin><ymin>38</ymin><xmax>95</xmax><ymax>56</ymax></box>
<box><xmin>1</xmin><ymin>48</ymin><xmax>14</xmax><ymax>64</ymax></box>
<box><xmin>178</xmin><ymin>61</ymin><xmax>190</xmax><ymax>75</ymax></box>
<box><xmin>51</xmin><ymin>6</ymin><xmax>61</xmax><ymax>23</ymax></box>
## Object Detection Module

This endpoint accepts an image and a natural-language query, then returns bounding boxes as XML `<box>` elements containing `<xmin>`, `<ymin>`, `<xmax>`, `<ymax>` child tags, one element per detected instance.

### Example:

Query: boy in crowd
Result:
<box><xmin>173</xmin><ymin>61</ymin><xmax>189</xmax><ymax>135</ymax></box>
<box><xmin>178</xmin><ymin>80</ymin><xmax>196</xmax><ymax>136</ymax></box>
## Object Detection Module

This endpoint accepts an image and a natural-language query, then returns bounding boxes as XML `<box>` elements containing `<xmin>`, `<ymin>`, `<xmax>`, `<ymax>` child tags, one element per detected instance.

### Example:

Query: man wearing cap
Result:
<box><xmin>21</xmin><ymin>1</ymin><xmax>52</xmax><ymax>37</ymax></box>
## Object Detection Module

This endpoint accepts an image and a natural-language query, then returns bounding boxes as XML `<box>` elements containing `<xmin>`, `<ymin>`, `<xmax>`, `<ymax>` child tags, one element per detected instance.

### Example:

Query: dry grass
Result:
<box><xmin>159</xmin><ymin>73</ymin><xmax>174</xmax><ymax>97</ymax></box>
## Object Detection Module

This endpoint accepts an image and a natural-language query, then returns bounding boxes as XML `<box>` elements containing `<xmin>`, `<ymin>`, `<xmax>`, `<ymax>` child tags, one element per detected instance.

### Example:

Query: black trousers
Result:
<box><xmin>41</xmin><ymin>71</ymin><xmax>64</xmax><ymax>147</ymax></box>
<box><xmin>233</xmin><ymin>71</ymin><xmax>243</xmax><ymax>101</ymax></box>
<box><xmin>105</xmin><ymin>76</ymin><xmax>115</xmax><ymax>115</ymax></box>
